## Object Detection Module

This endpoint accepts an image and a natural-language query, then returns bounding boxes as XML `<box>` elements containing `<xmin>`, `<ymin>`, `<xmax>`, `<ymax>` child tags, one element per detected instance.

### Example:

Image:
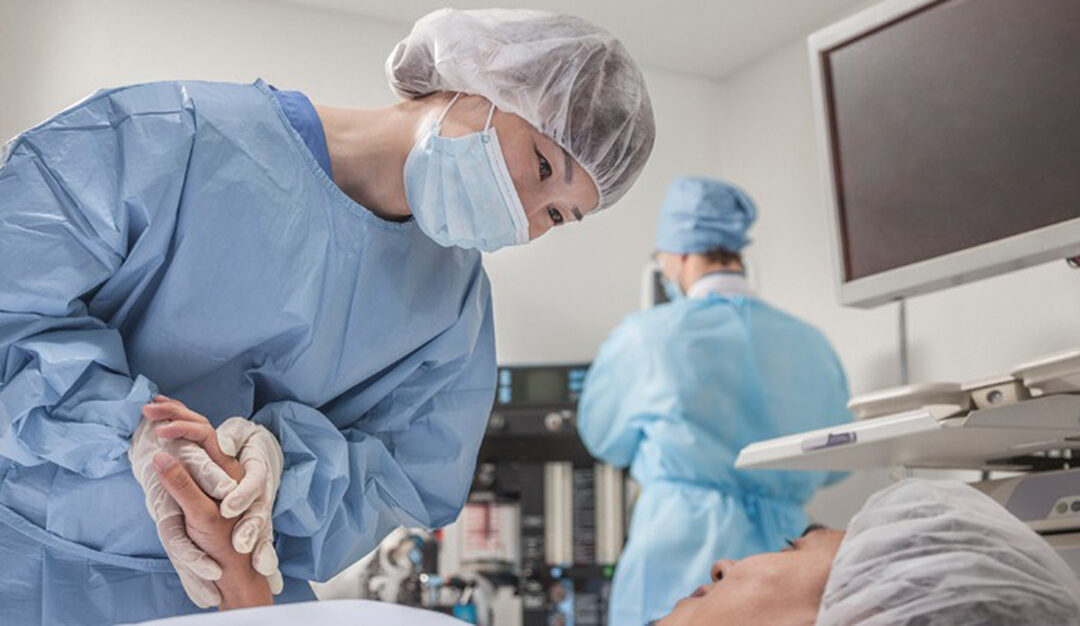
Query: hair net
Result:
<box><xmin>817</xmin><ymin>479</ymin><xmax>1080</xmax><ymax>626</ymax></box>
<box><xmin>654</xmin><ymin>176</ymin><xmax>758</xmax><ymax>254</ymax></box>
<box><xmin>386</xmin><ymin>8</ymin><xmax>655</xmax><ymax>211</ymax></box>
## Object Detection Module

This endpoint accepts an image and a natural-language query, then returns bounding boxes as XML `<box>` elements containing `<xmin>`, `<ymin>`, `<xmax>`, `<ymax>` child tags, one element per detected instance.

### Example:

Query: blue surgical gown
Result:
<box><xmin>578</xmin><ymin>290</ymin><xmax>850</xmax><ymax>625</ymax></box>
<box><xmin>0</xmin><ymin>79</ymin><xmax>496</xmax><ymax>625</ymax></box>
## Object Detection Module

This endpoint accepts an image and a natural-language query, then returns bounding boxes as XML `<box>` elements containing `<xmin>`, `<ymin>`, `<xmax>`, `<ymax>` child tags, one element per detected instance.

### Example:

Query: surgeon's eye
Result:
<box><xmin>784</xmin><ymin>538</ymin><xmax>797</xmax><ymax>550</ymax></box>
<box><xmin>536</xmin><ymin>147</ymin><xmax>552</xmax><ymax>181</ymax></box>
<box><xmin>548</xmin><ymin>207</ymin><xmax>565</xmax><ymax>226</ymax></box>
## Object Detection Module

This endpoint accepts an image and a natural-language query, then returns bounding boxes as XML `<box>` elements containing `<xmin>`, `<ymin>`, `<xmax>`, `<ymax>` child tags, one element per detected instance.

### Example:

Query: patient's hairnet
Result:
<box><xmin>818</xmin><ymin>479</ymin><xmax>1080</xmax><ymax>626</ymax></box>
<box><xmin>386</xmin><ymin>8</ymin><xmax>655</xmax><ymax>210</ymax></box>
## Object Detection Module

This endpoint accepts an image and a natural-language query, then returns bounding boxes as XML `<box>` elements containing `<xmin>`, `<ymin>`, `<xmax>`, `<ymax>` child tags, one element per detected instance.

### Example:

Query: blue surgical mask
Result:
<box><xmin>662</xmin><ymin>277</ymin><xmax>684</xmax><ymax>302</ymax></box>
<box><xmin>403</xmin><ymin>94</ymin><xmax>530</xmax><ymax>253</ymax></box>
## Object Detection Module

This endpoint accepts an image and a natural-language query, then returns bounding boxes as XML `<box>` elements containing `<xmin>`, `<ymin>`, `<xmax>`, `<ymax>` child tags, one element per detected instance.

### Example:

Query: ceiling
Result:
<box><xmin>267</xmin><ymin>0</ymin><xmax>869</xmax><ymax>79</ymax></box>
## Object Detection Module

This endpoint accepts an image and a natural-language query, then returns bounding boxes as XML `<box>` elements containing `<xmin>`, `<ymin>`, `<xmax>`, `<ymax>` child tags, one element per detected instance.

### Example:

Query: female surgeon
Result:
<box><xmin>0</xmin><ymin>8</ymin><xmax>654</xmax><ymax>625</ymax></box>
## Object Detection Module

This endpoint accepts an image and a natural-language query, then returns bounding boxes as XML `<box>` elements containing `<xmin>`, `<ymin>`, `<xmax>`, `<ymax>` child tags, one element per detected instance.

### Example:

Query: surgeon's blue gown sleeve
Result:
<box><xmin>0</xmin><ymin>96</ymin><xmax>189</xmax><ymax>478</ymax></box>
<box><xmin>257</xmin><ymin>302</ymin><xmax>496</xmax><ymax>581</ymax></box>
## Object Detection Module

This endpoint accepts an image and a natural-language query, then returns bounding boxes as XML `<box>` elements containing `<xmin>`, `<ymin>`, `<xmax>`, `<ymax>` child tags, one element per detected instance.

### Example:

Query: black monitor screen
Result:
<box><xmin>825</xmin><ymin>0</ymin><xmax>1080</xmax><ymax>281</ymax></box>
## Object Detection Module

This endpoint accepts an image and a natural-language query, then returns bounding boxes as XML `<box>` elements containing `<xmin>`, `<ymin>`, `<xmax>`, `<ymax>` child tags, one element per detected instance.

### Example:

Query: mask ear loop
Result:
<box><xmin>483</xmin><ymin>102</ymin><xmax>496</xmax><ymax>131</ymax></box>
<box><xmin>434</xmin><ymin>92</ymin><xmax>464</xmax><ymax>130</ymax></box>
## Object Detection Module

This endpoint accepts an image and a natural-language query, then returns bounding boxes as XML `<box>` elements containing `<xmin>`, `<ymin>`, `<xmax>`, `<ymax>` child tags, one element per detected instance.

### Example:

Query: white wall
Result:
<box><xmin>485</xmin><ymin>68</ymin><xmax>720</xmax><ymax>363</ymax></box>
<box><xmin>0</xmin><ymin>0</ymin><xmax>722</xmax><ymax>367</ymax></box>
<box><xmin>716</xmin><ymin>38</ymin><xmax>901</xmax><ymax>397</ymax></box>
<box><xmin>713</xmin><ymin>34</ymin><xmax>1080</xmax><ymax>525</ymax></box>
<box><xmin>0</xmin><ymin>0</ymin><xmax>405</xmax><ymax>136</ymax></box>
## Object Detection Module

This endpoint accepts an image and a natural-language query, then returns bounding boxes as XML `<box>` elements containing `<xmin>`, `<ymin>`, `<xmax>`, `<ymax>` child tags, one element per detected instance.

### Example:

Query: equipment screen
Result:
<box><xmin>824</xmin><ymin>0</ymin><xmax>1080</xmax><ymax>281</ymax></box>
<box><xmin>496</xmin><ymin>366</ymin><xmax>589</xmax><ymax>406</ymax></box>
<box><xmin>520</xmin><ymin>369</ymin><xmax>566</xmax><ymax>405</ymax></box>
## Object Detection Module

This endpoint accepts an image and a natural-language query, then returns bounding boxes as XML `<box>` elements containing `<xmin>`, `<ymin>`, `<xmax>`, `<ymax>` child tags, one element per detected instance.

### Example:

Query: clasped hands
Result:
<box><xmin>129</xmin><ymin>395</ymin><xmax>284</xmax><ymax>609</ymax></box>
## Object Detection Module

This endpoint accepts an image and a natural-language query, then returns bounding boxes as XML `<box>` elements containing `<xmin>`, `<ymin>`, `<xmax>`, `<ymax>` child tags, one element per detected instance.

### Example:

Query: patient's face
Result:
<box><xmin>656</xmin><ymin>528</ymin><xmax>846</xmax><ymax>626</ymax></box>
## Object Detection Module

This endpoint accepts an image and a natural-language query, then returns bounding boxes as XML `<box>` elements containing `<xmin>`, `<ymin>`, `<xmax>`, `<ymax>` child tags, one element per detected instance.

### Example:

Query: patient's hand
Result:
<box><xmin>154</xmin><ymin>452</ymin><xmax>273</xmax><ymax>610</ymax></box>
<box><xmin>144</xmin><ymin>396</ymin><xmax>284</xmax><ymax>593</ymax></box>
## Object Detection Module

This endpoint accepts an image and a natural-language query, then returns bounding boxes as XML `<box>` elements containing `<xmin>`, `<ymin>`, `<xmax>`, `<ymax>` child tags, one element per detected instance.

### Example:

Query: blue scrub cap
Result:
<box><xmin>654</xmin><ymin>176</ymin><xmax>758</xmax><ymax>254</ymax></box>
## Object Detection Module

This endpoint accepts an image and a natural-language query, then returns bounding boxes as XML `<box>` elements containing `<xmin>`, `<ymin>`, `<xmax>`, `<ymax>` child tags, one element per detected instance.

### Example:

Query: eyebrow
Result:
<box><xmin>557</xmin><ymin>145</ymin><xmax>583</xmax><ymax>222</ymax></box>
<box><xmin>802</xmin><ymin>523</ymin><xmax>825</xmax><ymax>537</ymax></box>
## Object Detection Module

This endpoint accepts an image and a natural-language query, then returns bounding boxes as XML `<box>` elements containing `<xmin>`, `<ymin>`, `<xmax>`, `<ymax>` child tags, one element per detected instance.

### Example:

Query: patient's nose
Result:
<box><xmin>711</xmin><ymin>559</ymin><xmax>736</xmax><ymax>582</ymax></box>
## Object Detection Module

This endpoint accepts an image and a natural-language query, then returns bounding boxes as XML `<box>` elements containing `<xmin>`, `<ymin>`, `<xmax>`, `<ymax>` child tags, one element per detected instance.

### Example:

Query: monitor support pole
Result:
<box><xmin>897</xmin><ymin>297</ymin><xmax>910</xmax><ymax>386</ymax></box>
<box><xmin>889</xmin><ymin>297</ymin><xmax>914</xmax><ymax>483</ymax></box>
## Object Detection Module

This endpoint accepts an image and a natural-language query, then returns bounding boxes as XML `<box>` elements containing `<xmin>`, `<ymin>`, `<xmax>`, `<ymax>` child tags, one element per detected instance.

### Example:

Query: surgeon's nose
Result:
<box><xmin>711</xmin><ymin>559</ymin><xmax>736</xmax><ymax>582</ymax></box>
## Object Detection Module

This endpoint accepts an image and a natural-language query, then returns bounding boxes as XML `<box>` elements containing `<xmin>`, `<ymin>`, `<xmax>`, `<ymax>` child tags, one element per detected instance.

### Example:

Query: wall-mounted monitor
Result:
<box><xmin>809</xmin><ymin>0</ymin><xmax>1080</xmax><ymax>308</ymax></box>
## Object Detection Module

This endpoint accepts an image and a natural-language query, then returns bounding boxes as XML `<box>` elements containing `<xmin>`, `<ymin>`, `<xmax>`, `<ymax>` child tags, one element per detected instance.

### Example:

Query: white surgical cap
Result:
<box><xmin>386</xmin><ymin>8</ymin><xmax>655</xmax><ymax>211</ymax></box>
<box><xmin>818</xmin><ymin>479</ymin><xmax>1080</xmax><ymax>626</ymax></box>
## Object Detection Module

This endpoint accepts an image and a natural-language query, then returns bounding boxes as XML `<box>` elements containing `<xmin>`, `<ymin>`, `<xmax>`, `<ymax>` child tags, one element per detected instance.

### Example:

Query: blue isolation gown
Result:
<box><xmin>577</xmin><ymin>274</ymin><xmax>850</xmax><ymax>625</ymax></box>
<box><xmin>0</xmin><ymin>80</ymin><xmax>496</xmax><ymax>624</ymax></box>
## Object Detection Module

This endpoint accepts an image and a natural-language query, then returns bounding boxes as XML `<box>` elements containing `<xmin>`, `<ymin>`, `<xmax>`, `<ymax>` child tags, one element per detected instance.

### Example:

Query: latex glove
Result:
<box><xmin>144</xmin><ymin>399</ymin><xmax>285</xmax><ymax>595</ymax></box>
<box><xmin>216</xmin><ymin>417</ymin><xmax>286</xmax><ymax>595</ymax></box>
<box><xmin>130</xmin><ymin>416</ymin><xmax>238</xmax><ymax>608</ymax></box>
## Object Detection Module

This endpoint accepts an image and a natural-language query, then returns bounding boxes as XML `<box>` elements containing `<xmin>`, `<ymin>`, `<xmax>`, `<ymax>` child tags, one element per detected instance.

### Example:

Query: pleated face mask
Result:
<box><xmin>404</xmin><ymin>94</ymin><xmax>530</xmax><ymax>253</ymax></box>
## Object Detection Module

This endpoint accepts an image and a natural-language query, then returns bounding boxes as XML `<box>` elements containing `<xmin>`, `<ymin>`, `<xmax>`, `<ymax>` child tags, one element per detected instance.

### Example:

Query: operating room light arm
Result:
<box><xmin>0</xmin><ymin>95</ymin><xmax>195</xmax><ymax>478</ymax></box>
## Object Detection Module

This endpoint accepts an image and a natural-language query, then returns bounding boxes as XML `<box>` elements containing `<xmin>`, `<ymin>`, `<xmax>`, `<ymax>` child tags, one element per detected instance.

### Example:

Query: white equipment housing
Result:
<box><xmin>736</xmin><ymin>348</ymin><xmax>1080</xmax><ymax>577</ymax></box>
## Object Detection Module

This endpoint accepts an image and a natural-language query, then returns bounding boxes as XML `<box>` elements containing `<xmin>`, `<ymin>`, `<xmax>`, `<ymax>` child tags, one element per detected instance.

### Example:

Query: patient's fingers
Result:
<box><xmin>155</xmin><ymin>453</ymin><xmax>221</xmax><ymax>530</ymax></box>
<box><xmin>143</xmin><ymin>400</ymin><xmax>192</xmax><ymax>421</ymax></box>
<box><xmin>162</xmin><ymin>438</ymin><xmax>239</xmax><ymax>500</ymax></box>
<box><xmin>143</xmin><ymin>399</ymin><xmax>211</xmax><ymax>426</ymax></box>
<box><xmin>156</xmin><ymin>420</ymin><xmax>215</xmax><ymax>446</ymax></box>
<box><xmin>158</xmin><ymin>420</ymin><xmax>243</xmax><ymax>484</ymax></box>
<box><xmin>154</xmin><ymin>395</ymin><xmax>187</xmax><ymax>408</ymax></box>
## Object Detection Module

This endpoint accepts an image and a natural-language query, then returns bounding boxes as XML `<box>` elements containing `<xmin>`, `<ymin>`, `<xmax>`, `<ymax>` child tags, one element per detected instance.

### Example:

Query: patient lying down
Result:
<box><xmin>656</xmin><ymin>479</ymin><xmax>1080</xmax><ymax>626</ymax></box>
<box><xmin>151</xmin><ymin>426</ymin><xmax>1080</xmax><ymax>626</ymax></box>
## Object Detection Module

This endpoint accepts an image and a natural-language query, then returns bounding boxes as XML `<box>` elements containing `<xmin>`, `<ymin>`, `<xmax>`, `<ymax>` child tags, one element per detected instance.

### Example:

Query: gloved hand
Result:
<box><xmin>143</xmin><ymin>398</ymin><xmax>285</xmax><ymax>595</ymax></box>
<box><xmin>216</xmin><ymin>416</ymin><xmax>286</xmax><ymax>595</ymax></box>
<box><xmin>130</xmin><ymin>411</ymin><xmax>239</xmax><ymax>608</ymax></box>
